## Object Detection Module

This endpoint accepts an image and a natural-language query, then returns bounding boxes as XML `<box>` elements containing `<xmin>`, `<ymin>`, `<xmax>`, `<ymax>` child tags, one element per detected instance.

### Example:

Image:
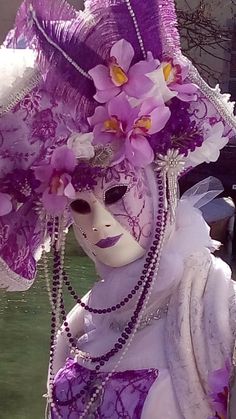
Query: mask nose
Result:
<box><xmin>91</xmin><ymin>201</ymin><xmax>115</xmax><ymax>233</ymax></box>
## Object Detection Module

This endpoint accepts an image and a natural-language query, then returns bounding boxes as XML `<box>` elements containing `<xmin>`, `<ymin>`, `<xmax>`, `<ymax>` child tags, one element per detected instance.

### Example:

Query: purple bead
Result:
<box><xmin>121</xmin><ymin>334</ymin><xmax>128</xmax><ymax>341</ymax></box>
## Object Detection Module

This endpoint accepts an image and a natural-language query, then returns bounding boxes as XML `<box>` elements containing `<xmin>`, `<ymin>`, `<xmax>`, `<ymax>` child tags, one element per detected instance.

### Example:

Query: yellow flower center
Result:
<box><xmin>103</xmin><ymin>116</ymin><xmax>122</xmax><ymax>135</ymax></box>
<box><xmin>163</xmin><ymin>62</ymin><xmax>173</xmax><ymax>83</ymax></box>
<box><xmin>109</xmin><ymin>59</ymin><xmax>128</xmax><ymax>87</ymax></box>
<box><xmin>134</xmin><ymin>116</ymin><xmax>152</xmax><ymax>133</ymax></box>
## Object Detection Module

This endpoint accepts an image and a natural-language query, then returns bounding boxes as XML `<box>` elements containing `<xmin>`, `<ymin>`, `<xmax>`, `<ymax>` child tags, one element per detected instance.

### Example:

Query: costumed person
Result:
<box><xmin>0</xmin><ymin>0</ymin><xmax>236</xmax><ymax>418</ymax></box>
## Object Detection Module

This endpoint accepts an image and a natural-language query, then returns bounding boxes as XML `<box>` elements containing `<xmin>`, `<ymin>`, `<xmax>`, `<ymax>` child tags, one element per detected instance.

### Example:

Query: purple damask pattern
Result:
<box><xmin>52</xmin><ymin>359</ymin><xmax>158</xmax><ymax>419</ymax></box>
<box><xmin>0</xmin><ymin>82</ymin><xmax>75</xmax><ymax>284</ymax></box>
<box><xmin>31</xmin><ymin>108</ymin><xmax>58</xmax><ymax>142</ymax></box>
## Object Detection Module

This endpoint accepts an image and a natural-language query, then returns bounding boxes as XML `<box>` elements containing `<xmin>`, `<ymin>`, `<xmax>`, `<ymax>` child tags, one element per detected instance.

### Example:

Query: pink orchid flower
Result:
<box><xmin>88</xmin><ymin>39</ymin><xmax>157</xmax><ymax>103</ymax></box>
<box><xmin>148</xmin><ymin>57</ymin><xmax>198</xmax><ymax>103</ymax></box>
<box><xmin>88</xmin><ymin>93</ymin><xmax>170</xmax><ymax>167</ymax></box>
<box><xmin>207</xmin><ymin>360</ymin><xmax>231</xmax><ymax>419</ymax></box>
<box><xmin>0</xmin><ymin>192</ymin><xmax>12</xmax><ymax>216</ymax></box>
<box><xmin>34</xmin><ymin>146</ymin><xmax>77</xmax><ymax>215</ymax></box>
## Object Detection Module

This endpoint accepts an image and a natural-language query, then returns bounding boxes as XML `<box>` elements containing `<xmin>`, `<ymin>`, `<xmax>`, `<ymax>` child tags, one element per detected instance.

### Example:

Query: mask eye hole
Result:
<box><xmin>70</xmin><ymin>199</ymin><xmax>91</xmax><ymax>214</ymax></box>
<box><xmin>105</xmin><ymin>185</ymin><xmax>128</xmax><ymax>206</ymax></box>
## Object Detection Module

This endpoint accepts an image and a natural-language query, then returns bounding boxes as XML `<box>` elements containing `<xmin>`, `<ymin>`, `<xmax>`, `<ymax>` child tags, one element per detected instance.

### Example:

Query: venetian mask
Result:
<box><xmin>70</xmin><ymin>160</ymin><xmax>154</xmax><ymax>267</ymax></box>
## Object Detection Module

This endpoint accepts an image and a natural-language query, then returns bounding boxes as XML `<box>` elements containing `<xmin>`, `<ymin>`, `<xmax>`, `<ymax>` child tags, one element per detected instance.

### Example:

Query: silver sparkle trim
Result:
<box><xmin>154</xmin><ymin>149</ymin><xmax>185</xmax><ymax>222</ymax></box>
<box><xmin>124</xmin><ymin>0</ymin><xmax>147</xmax><ymax>59</ymax></box>
<box><xmin>29</xmin><ymin>4</ymin><xmax>92</xmax><ymax>81</ymax></box>
<box><xmin>110</xmin><ymin>301</ymin><xmax>169</xmax><ymax>333</ymax></box>
<box><xmin>0</xmin><ymin>69</ymin><xmax>41</xmax><ymax>117</ymax></box>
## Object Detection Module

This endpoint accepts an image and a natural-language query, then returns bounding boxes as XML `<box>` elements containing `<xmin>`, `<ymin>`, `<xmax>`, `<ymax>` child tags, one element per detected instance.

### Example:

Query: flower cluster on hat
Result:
<box><xmin>147</xmin><ymin>56</ymin><xmax>198</xmax><ymax>103</ymax></box>
<box><xmin>0</xmin><ymin>192</ymin><xmax>12</xmax><ymax>216</ymax></box>
<box><xmin>34</xmin><ymin>146</ymin><xmax>77</xmax><ymax>215</ymax></box>
<box><xmin>89</xmin><ymin>39</ymin><xmax>157</xmax><ymax>103</ymax></box>
<box><xmin>88</xmin><ymin>92</ymin><xmax>170</xmax><ymax>167</ymax></box>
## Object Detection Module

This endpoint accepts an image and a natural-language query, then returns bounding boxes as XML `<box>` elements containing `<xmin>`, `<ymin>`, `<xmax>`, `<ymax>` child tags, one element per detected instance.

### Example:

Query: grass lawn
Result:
<box><xmin>0</xmin><ymin>233</ymin><xmax>95</xmax><ymax>419</ymax></box>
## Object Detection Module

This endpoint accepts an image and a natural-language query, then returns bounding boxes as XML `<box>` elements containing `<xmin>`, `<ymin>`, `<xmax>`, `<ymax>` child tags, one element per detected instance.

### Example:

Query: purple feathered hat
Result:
<box><xmin>0</xmin><ymin>0</ymin><xmax>236</xmax><ymax>291</ymax></box>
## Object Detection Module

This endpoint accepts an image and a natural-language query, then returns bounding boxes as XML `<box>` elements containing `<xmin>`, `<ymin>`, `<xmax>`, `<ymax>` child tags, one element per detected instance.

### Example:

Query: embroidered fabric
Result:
<box><xmin>165</xmin><ymin>249</ymin><xmax>236</xmax><ymax>418</ymax></box>
<box><xmin>52</xmin><ymin>359</ymin><xmax>158</xmax><ymax>419</ymax></box>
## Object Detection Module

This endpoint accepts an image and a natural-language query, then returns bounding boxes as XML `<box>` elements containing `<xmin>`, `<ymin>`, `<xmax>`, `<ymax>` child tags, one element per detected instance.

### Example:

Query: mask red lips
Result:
<box><xmin>95</xmin><ymin>234</ymin><xmax>123</xmax><ymax>249</ymax></box>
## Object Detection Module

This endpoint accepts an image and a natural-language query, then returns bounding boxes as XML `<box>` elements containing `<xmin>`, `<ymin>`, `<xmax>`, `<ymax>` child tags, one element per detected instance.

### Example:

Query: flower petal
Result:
<box><xmin>147</xmin><ymin>67</ymin><xmax>177</xmax><ymax>103</ymax></box>
<box><xmin>88</xmin><ymin>64</ymin><xmax>114</xmax><ymax>90</ymax></box>
<box><xmin>93</xmin><ymin>123</ymin><xmax>116</xmax><ymax>145</ymax></box>
<box><xmin>94</xmin><ymin>87</ymin><xmax>120</xmax><ymax>103</ymax></box>
<box><xmin>51</xmin><ymin>146</ymin><xmax>77</xmax><ymax>172</ymax></box>
<box><xmin>124</xmin><ymin>74</ymin><xmax>154</xmax><ymax>98</ymax></box>
<box><xmin>64</xmin><ymin>182</ymin><xmax>76</xmax><ymax>199</ymax></box>
<box><xmin>110</xmin><ymin>39</ymin><xmax>134</xmax><ymax>72</ymax></box>
<box><xmin>149</xmin><ymin>105</ymin><xmax>171</xmax><ymax>134</ymax></box>
<box><xmin>125</xmin><ymin>136</ymin><xmax>154</xmax><ymax>167</ymax></box>
<box><xmin>140</xmin><ymin>96</ymin><xmax>164</xmax><ymax>115</ymax></box>
<box><xmin>107</xmin><ymin>93</ymin><xmax>134</xmax><ymax>123</ymax></box>
<box><xmin>129</xmin><ymin>60</ymin><xmax>157</xmax><ymax>76</ymax></box>
<box><xmin>171</xmin><ymin>82</ymin><xmax>198</xmax><ymax>102</ymax></box>
<box><xmin>88</xmin><ymin>105</ymin><xmax>109</xmax><ymax>127</ymax></box>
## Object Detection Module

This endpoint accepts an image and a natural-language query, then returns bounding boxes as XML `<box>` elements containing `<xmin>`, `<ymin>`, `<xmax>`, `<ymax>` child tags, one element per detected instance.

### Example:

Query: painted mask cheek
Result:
<box><xmin>106</xmin><ymin>181</ymin><xmax>154</xmax><ymax>249</ymax></box>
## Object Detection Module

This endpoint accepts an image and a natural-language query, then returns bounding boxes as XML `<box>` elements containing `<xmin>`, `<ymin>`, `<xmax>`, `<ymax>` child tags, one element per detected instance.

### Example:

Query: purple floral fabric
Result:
<box><xmin>52</xmin><ymin>358</ymin><xmax>158</xmax><ymax>419</ymax></box>
<box><xmin>0</xmin><ymin>83</ymin><xmax>76</xmax><ymax>284</ymax></box>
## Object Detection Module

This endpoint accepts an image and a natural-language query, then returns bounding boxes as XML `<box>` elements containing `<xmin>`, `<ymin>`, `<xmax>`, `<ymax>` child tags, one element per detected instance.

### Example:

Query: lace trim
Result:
<box><xmin>0</xmin><ymin>68</ymin><xmax>42</xmax><ymax>117</ymax></box>
<box><xmin>0</xmin><ymin>256</ymin><xmax>34</xmax><ymax>291</ymax></box>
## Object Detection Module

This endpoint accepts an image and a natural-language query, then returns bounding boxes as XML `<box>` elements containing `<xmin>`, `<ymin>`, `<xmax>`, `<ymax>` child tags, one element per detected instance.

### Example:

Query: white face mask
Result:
<box><xmin>70</xmin><ymin>160</ymin><xmax>154</xmax><ymax>268</ymax></box>
<box><xmin>71</xmin><ymin>190</ymin><xmax>146</xmax><ymax>267</ymax></box>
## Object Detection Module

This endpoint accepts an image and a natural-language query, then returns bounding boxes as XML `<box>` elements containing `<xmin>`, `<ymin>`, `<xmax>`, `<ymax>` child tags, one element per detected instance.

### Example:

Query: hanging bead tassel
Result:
<box><xmin>154</xmin><ymin>149</ymin><xmax>185</xmax><ymax>224</ymax></box>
